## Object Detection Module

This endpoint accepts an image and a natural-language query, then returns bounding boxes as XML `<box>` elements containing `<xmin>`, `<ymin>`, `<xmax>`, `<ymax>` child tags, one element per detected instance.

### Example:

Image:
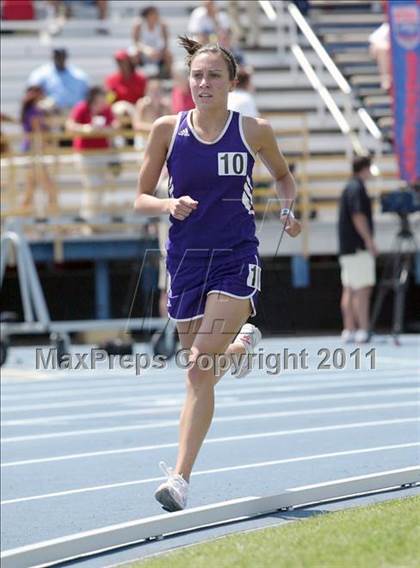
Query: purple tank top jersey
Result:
<box><xmin>166</xmin><ymin>110</ymin><xmax>259</xmax><ymax>262</ymax></box>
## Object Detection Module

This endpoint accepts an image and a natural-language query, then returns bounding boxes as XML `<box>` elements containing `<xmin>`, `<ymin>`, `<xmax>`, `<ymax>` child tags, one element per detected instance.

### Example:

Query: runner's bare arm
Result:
<box><xmin>244</xmin><ymin>117</ymin><xmax>301</xmax><ymax>237</ymax></box>
<box><xmin>134</xmin><ymin>116</ymin><xmax>176</xmax><ymax>215</ymax></box>
<box><xmin>252</xmin><ymin>118</ymin><xmax>296</xmax><ymax>203</ymax></box>
<box><xmin>134</xmin><ymin>116</ymin><xmax>198</xmax><ymax>220</ymax></box>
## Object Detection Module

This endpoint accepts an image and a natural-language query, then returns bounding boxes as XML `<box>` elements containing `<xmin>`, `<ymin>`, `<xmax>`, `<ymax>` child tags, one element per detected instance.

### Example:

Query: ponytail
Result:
<box><xmin>177</xmin><ymin>35</ymin><xmax>238</xmax><ymax>80</ymax></box>
<box><xmin>178</xmin><ymin>35</ymin><xmax>202</xmax><ymax>57</ymax></box>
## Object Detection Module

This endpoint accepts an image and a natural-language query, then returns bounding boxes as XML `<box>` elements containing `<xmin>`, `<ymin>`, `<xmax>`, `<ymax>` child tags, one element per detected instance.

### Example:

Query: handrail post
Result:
<box><xmin>283</xmin><ymin>0</ymin><xmax>382</xmax><ymax>157</ymax></box>
<box><xmin>275</xmin><ymin>0</ymin><xmax>287</xmax><ymax>59</ymax></box>
<box><xmin>282</xmin><ymin>0</ymin><xmax>298</xmax><ymax>77</ymax></box>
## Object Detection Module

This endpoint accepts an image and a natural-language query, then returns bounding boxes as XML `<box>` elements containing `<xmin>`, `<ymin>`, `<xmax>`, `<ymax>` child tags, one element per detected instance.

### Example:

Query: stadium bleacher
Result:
<box><xmin>0</xmin><ymin>0</ymin><xmax>405</xmax><ymax>248</ymax></box>
<box><xmin>309</xmin><ymin>0</ymin><xmax>393</xmax><ymax>138</ymax></box>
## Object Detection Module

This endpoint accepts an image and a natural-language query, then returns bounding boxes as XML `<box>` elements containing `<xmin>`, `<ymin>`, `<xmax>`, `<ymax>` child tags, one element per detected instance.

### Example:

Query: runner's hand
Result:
<box><xmin>169</xmin><ymin>196</ymin><xmax>198</xmax><ymax>220</ymax></box>
<box><xmin>280</xmin><ymin>211</ymin><xmax>301</xmax><ymax>238</ymax></box>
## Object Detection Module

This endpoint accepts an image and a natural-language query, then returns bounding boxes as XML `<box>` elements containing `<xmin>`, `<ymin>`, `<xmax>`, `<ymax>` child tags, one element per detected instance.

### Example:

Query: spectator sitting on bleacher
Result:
<box><xmin>47</xmin><ymin>1</ymin><xmax>108</xmax><ymax>23</ymax></box>
<box><xmin>133</xmin><ymin>79</ymin><xmax>171</xmax><ymax>134</ymax></box>
<box><xmin>131</xmin><ymin>6</ymin><xmax>173</xmax><ymax>79</ymax></box>
<box><xmin>228</xmin><ymin>67</ymin><xmax>258</xmax><ymax>118</ymax></box>
<box><xmin>85</xmin><ymin>0</ymin><xmax>107</xmax><ymax>24</ymax></box>
<box><xmin>227</xmin><ymin>1</ymin><xmax>260</xmax><ymax>48</ymax></box>
<box><xmin>20</xmin><ymin>86</ymin><xmax>58</xmax><ymax>211</ymax></box>
<box><xmin>133</xmin><ymin>78</ymin><xmax>170</xmax><ymax>149</ymax></box>
<box><xmin>188</xmin><ymin>0</ymin><xmax>231</xmax><ymax>45</ymax></box>
<box><xmin>27</xmin><ymin>48</ymin><xmax>89</xmax><ymax>113</ymax></box>
<box><xmin>78</xmin><ymin>0</ymin><xmax>109</xmax><ymax>35</ymax></box>
<box><xmin>218</xmin><ymin>27</ymin><xmax>246</xmax><ymax>67</ymax></box>
<box><xmin>105</xmin><ymin>50</ymin><xmax>147</xmax><ymax>106</ymax></box>
<box><xmin>66</xmin><ymin>86</ymin><xmax>118</xmax><ymax>221</ymax></box>
<box><xmin>369</xmin><ymin>22</ymin><xmax>391</xmax><ymax>92</ymax></box>
<box><xmin>171</xmin><ymin>60</ymin><xmax>195</xmax><ymax>113</ymax></box>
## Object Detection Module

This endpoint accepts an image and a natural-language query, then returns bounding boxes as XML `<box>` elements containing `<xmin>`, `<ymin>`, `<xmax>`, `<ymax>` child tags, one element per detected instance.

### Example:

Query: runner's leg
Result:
<box><xmin>174</xmin><ymin>293</ymin><xmax>251</xmax><ymax>481</ymax></box>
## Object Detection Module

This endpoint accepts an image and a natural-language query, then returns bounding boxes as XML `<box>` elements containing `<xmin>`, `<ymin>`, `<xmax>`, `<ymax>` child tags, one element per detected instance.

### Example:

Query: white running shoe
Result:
<box><xmin>341</xmin><ymin>329</ymin><xmax>355</xmax><ymax>343</ymax></box>
<box><xmin>354</xmin><ymin>329</ymin><xmax>369</xmax><ymax>343</ymax></box>
<box><xmin>154</xmin><ymin>461</ymin><xmax>189</xmax><ymax>512</ymax></box>
<box><xmin>231</xmin><ymin>323</ymin><xmax>262</xmax><ymax>379</ymax></box>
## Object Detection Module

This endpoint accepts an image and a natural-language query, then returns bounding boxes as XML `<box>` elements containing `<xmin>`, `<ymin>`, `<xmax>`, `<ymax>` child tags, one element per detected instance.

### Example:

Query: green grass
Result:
<box><xmin>130</xmin><ymin>496</ymin><xmax>420</xmax><ymax>568</ymax></box>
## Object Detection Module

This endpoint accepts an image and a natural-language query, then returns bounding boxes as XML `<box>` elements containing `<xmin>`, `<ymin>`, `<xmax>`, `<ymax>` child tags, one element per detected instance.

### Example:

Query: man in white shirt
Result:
<box><xmin>188</xmin><ymin>0</ymin><xmax>231</xmax><ymax>44</ymax></box>
<box><xmin>228</xmin><ymin>67</ymin><xmax>259</xmax><ymax>117</ymax></box>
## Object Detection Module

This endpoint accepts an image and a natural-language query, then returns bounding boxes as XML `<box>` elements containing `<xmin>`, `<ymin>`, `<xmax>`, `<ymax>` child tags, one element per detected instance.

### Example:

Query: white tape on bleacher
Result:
<box><xmin>1</xmin><ymin>467</ymin><xmax>419</xmax><ymax>568</ymax></box>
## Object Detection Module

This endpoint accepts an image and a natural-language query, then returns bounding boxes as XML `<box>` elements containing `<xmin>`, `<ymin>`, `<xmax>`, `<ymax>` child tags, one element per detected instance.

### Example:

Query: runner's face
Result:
<box><xmin>190</xmin><ymin>52</ymin><xmax>234</xmax><ymax>110</ymax></box>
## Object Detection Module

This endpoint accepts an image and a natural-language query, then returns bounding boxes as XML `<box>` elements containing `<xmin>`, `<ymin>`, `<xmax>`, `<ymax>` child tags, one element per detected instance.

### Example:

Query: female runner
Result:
<box><xmin>135</xmin><ymin>36</ymin><xmax>301</xmax><ymax>512</ymax></box>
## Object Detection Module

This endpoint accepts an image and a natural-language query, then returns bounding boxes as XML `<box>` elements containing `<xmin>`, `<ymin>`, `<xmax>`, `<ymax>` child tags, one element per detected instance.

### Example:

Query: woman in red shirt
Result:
<box><xmin>67</xmin><ymin>86</ymin><xmax>118</xmax><ymax>220</ymax></box>
<box><xmin>68</xmin><ymin>86</ymin><xmax>114</xmax><ymax>149</ymax></box>
<box><xmin>105</xmin><ymin>51</ymin><xmax>147</xmax><ymax>105</ymax></box>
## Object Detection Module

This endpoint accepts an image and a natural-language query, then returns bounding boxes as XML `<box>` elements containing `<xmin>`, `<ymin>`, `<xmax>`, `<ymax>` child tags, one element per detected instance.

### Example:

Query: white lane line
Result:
<box><xmin>2</xmin><ymin>388</ymin><xmax>419</xmax><ymax>430</ymax></box>
<box><xmin>0</xmin><ymin>369</ymin><xmax>52</xmax><ymax>381</ymax></box>
<box><xmin>1</xmin><ymin>401</ymin><xmax>417</xmax><ymax>447</ymax></box>
<box><xmin>1</xmin><ymin>367</ymin><xmax>418</xmax><ymax>402</ymax></box>
<box><xmin>3</xmin><ymin>374</ymin><xmax>420</xmax><ymax>413</ymax></box>
<box><xmin>379</xmin><ymin>356</ymin><xmax>420</xmax><ymax>366</ymax></box>
<box><xmin>2</xmin><ymin>442</ymin><xmax>418</xmax><ymax>506</ymax></box>
<box><xmin>2</xmin><ymin>400</ymin><xmax>417</xmax><ymax>437</ymax></box>
<box><xmin>2</xmin><ymin>417</ymin><xmax>418</xmax><ymax>468</ymax></box>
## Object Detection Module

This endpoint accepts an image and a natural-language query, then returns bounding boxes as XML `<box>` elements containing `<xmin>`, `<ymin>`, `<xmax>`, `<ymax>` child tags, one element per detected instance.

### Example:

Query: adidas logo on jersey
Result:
<box><xmin>178</xmin><ymin>128</ymin><xmax>189</xmax><ymax>137</ymax></box>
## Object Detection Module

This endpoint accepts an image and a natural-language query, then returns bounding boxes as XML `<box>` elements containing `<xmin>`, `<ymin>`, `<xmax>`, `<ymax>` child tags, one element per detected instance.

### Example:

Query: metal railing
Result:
<box><xmin>263</xmin><ymin>1</ymin><xmax>384</xmax><ymax>163</ymax></box>
<box><xmin>1</xmin><ymin>118</ymin><xmax>311</xmax><ymax>221</ymax></box>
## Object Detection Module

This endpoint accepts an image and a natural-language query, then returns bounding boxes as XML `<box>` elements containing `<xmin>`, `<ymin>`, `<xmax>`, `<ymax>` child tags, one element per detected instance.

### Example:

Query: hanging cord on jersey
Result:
<box><xmin>274</xmin><ymin>204</ymin><xmax>296</xmax><ymax>258</ymax></box>
<box><xmin>256</xmin><ymin>200</ymin><xmax>296</xmax><ymax>333</ymax></box>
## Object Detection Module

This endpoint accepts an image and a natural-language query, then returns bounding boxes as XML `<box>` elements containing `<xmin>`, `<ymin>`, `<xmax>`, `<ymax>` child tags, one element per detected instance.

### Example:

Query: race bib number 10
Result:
<box><xmin>218</xmin><ymin>152</ymin><xmax>248</xmax><ymax>176</ymax></box>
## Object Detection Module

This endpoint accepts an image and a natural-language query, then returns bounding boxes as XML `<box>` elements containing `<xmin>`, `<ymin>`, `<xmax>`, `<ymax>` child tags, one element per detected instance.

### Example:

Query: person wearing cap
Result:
<box><xmin>105</xmin><ymin>50</ymin><xmax>147</xmax><ymax>105</ymax></box>
<box><xmin>27</xmin><ymin>48</ymin><xmax>89</xmax><ymax>111</ymax></box>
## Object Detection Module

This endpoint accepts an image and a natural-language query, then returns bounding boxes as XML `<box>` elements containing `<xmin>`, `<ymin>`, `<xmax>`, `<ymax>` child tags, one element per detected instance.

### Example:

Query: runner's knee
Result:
<box><xmin>186</xmin><ymin>347</ymin><xmax>219</xmax><ymax>388</ymax></box>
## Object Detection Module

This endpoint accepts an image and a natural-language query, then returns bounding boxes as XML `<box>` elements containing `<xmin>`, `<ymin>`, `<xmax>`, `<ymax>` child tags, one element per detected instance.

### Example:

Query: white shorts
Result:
<box><xmin>339</xmin><ymin>250</ymin><xmax>376</xmax><ymax>290</ymax></box>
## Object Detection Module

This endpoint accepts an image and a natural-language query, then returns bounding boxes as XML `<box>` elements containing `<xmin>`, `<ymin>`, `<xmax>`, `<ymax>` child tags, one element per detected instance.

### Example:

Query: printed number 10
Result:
<box><xmin>218</xmin><ymin>152</ymin><xmax>247</xmax><ymax>176</ymax></box>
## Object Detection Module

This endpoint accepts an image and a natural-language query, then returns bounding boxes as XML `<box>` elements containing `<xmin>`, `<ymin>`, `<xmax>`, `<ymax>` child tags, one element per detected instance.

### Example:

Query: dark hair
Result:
<box><xmin>52</xmin><ymin>48</ymin><xmax>67</xmax><ymax>57</ymax></box>
<box><xmin>178</xmin><ymin>35</ymin><xmax>238</xmax><ymax>80</ymax></box>
<box><xmin>236</xmin><ymin>68</ymin><xmax>251</xmax><ymax>89</ymax></box>
<box><xmin>86</xmin><ymin>86</ymin><xmax>105</xmax><ymax>107</ymax></box>
<box><xmin>20</xmin><ymin>86</ymin><xmax>43</xmax><ymax>123</ymax></box>
<box><xmin>141</xmin><ymin>6</ymin><xmax>157</xmax><ymax>18</ymax></box>
<box><xmin>352</xmin><ymin>155</ymin><xmax>371</xmax><ymax>174</ymax></box>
